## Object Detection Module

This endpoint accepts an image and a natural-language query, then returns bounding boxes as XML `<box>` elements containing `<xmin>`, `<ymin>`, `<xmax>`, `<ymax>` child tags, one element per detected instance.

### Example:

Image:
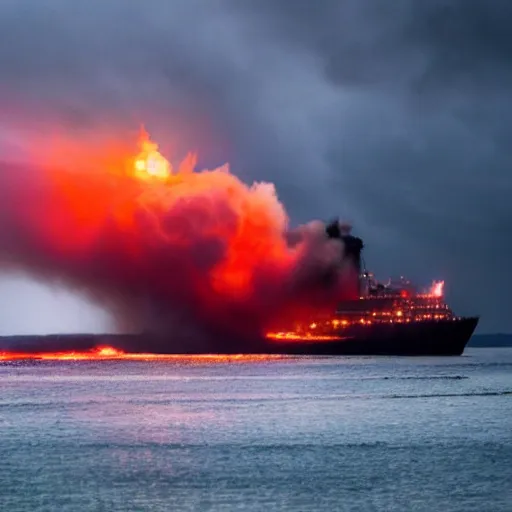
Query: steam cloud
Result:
<box><xmin>0</xmin><ymin>132</ymin><xmax>356</xmax><ymax>349</ymax></box>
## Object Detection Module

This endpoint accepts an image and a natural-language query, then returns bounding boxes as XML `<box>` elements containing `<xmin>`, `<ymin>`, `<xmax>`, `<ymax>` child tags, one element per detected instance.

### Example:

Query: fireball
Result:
<box><xmin>0</xmin><ymin>125</ymin><xmax>350</xmax><ymax>346</ymax></box>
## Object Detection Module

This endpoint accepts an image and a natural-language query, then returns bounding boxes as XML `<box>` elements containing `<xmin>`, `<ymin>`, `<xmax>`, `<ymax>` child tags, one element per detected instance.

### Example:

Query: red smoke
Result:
<box><xmin>0</xmin><ymin>128</ymin><xmax>355</xmax><ymax>346</ymax></box>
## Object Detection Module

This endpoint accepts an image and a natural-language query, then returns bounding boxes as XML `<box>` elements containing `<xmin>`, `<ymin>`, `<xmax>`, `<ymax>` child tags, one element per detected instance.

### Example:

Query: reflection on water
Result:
<box><xmin>1</xmin><ymin>348</ymin><xmax>512</xmax><ymax>511</ymax></box>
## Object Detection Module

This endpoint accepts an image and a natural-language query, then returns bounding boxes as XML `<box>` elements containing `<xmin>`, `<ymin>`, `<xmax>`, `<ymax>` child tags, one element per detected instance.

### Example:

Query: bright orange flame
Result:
<box><xmin>266</xmin><ymin>332</ymin><xmax>344</xmax><ymax>342</ymax></box>
<box><xmin>95</xmin><ymin>345</ymin><xmax>123</xmax><ymax>357</ymax></box>
<box><xmin>429</xmin><ymin>280</ymin><xmax>445</xmax><ymax>297</ymax></box>
<box><xmin>28</xmin><ymin>127</ymin><xmax>294</xmax><ymax>304</ymax></box>
<box><xmin>0</xmin><ymin>345</ymin><xmax>284</xmax><ymax>363</ymax></box>
<box><xmin>133</xmin><ymin>126</ymin><xmax>172</xmax><ymax>180</ymax></box>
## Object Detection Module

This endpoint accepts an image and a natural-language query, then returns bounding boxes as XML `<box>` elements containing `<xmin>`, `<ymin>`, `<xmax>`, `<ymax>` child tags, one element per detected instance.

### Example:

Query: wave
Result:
<box><xmin>1</xmin><ymin>390</ymin><xmax>511</xmax><ymax>409</ymax></box>
<box><xmin>387</xmin><ymin>390</ymin><xmax>512</xmax><ymax>399</ymax></box>
<box><xmin>382</xmin><ymin>375</ymin><xmax>468</xmax><ymax>380</ymax></box>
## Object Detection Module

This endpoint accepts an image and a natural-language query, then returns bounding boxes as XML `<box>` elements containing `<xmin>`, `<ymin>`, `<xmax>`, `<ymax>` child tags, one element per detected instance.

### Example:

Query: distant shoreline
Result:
<box><xmin>468</xmin><ymin>334</ymin><xmax>512</xmax><ymax>348</ymax></box>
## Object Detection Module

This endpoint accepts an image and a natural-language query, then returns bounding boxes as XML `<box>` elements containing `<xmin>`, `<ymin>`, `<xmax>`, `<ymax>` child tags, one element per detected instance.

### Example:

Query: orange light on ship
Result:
<box><xmin>429</xmin><ymin>280</ymin><xmax>445</xmax><ymax>298</ymax></box>
<box><xmin>266</xmin><ymin>332</ymin><xmax>343</xmax><ymax>342</ymax></box>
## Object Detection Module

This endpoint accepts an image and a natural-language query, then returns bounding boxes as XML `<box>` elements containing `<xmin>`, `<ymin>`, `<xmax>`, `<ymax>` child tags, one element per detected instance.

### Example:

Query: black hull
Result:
<box><xmin>108</xmin><ymin>318</ymin><xmax>478</xmax><ymax>356</ymax></box>
<box><xmin>263</xmin><ymin>317</ymin><xmax>480</xmax><ymax>356</ymax></box>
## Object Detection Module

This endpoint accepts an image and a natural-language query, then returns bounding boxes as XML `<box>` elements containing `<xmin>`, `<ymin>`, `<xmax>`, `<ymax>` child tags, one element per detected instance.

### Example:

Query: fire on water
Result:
<box><xmin>0</xmin><ymin>345</ymin><xmax>283</xmax><ymax>363</ymax></box>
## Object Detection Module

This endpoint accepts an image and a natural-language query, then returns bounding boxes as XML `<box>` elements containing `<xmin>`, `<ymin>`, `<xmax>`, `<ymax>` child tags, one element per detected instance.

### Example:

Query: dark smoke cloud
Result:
<box><xmin>0</xmin><ymin>0</ymin><xmax>511</xmax><ymax>333</ymax></box>
<box><xmin>0</xmin><ymin>154</ymin><xmax>356</xmax><ymax>347</ymax></box>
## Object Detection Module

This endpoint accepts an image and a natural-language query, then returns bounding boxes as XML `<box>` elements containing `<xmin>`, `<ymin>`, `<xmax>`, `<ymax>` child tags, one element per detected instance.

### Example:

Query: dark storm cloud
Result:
<box><xmin>235</xmin><ymin>0</ymin><xmax>512</xmax><ymax>330</ymax></box>
<box><xmin>0</xmin><ymin>0</ymin><xmax>511</xmax><ymax>332</ymax></box>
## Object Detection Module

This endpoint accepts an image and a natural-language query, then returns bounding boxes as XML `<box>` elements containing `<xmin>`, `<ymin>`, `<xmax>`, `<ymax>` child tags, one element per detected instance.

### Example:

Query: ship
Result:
<box><xmin>264</xmin><ymin>220</ymin><xmax>479</xmax><ymax>356</ymax></box>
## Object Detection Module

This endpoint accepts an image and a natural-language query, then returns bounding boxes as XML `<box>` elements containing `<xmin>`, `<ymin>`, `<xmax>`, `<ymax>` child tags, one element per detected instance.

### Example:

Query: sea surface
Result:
<box><xmin>1</xmin><ymin>347</ymin><xmax>511</xmax><ymax>512</ymax></box>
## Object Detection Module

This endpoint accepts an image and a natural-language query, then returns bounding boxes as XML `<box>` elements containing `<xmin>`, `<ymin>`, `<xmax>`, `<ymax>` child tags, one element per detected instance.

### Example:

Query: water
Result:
<box><xmin>1</xmin><ymin>348</ymin><xmax>511</xmax><ymax>511</ymax></box>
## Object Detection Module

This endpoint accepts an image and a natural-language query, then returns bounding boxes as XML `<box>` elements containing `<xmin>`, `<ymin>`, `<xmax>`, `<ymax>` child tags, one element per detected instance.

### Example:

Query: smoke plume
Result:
<box><xmin>0</xmin><ymin>130</ymin><xmax>356</xmax><ymax>347</ymax></box>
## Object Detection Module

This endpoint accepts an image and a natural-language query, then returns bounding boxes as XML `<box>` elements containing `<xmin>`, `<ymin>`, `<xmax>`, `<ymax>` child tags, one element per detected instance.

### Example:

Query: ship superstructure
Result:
<box><xmin>265</xmin><ymin>220</ymin><xmax>479</xmax><ymax>355</ymax></box>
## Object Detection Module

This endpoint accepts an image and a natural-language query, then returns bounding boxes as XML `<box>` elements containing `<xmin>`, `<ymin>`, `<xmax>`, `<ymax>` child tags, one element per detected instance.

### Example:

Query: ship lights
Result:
<box><xmin>266</xmin><ymin>276</ymin><xmax>452</xmax><ymax>341</ymax></box>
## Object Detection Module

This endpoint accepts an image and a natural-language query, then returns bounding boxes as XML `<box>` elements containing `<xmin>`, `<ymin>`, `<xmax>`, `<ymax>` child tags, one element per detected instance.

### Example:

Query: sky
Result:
<box><xmin>0</xmin><ymin>0</ymin><xmax>511</xmax><ymax>334</ymax></box>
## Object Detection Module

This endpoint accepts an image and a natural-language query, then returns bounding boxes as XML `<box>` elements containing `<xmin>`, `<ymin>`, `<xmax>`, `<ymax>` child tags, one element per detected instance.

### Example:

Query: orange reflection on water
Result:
<box><xmin>0</xmin><ymin>345</ymin><xmax>284</xmax><ymax>363</ymax></box>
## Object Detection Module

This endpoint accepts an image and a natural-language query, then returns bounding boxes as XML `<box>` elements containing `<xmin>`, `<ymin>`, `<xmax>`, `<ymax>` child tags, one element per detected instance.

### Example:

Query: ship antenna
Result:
<box><xmin>361</xmin><ymin>255</ymin><xmax>368</xmax><ymax>274</ymax></box>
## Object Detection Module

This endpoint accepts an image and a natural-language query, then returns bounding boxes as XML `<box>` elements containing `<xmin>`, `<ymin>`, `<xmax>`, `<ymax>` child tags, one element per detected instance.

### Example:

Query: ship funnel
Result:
<box><xmin>340</xmin><ymin>234</ymin><xmax>364</xmax><ymax>274</ymax></box>
<box><xmin>325</xmin><ymin>219</ymin><xmax>364</xmax><ymax>268</ymax></box>
<box><xmin>326</xmin><ymin>218</ymin><xmax>364</xmax><ymax>293</ymax></box>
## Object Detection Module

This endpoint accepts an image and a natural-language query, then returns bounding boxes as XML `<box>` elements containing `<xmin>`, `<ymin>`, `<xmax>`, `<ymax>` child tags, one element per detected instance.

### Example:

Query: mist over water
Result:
<box><xmin>1</xmin><ymin>348</ymin><xmax>511</xmax><ymax>511</ymax></box>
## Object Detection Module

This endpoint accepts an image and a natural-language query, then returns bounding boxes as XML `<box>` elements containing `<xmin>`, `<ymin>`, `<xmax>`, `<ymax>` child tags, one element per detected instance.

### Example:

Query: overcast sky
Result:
<box><xmin>0</xmin><ymin>0</ymin><xmax>511</xmax><ymax>334</ymax></box>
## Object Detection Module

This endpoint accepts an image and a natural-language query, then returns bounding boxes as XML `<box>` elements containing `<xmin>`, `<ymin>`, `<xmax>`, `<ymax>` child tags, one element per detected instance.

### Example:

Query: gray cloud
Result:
<box><xmin>0</xmin><ymin>0</ymin><xmax>511</xmax><ymax>332</ymax></box>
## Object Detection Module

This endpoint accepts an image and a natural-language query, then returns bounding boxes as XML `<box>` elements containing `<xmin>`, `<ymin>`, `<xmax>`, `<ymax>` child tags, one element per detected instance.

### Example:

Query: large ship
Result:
<box><xmin>0</xmin><ymin>219</ymin><xmax>479</xmax><ymax>359</ymax></box>
<box><xmin>264</xmin><ymin>220</ymin><xmax>479</xmax><ymax>356</ymax></box>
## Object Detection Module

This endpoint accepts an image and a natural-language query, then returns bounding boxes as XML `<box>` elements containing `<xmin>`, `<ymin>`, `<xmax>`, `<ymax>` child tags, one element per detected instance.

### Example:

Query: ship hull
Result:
<box><xmin>120</xmin><ymin>316</ymin><xmax>479</xmax><ymax>356</ymax></box>
<box><xmin>263</xmin><ymin>317</ymin><xmax>479</xmax><ymax>356</ymax></box>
